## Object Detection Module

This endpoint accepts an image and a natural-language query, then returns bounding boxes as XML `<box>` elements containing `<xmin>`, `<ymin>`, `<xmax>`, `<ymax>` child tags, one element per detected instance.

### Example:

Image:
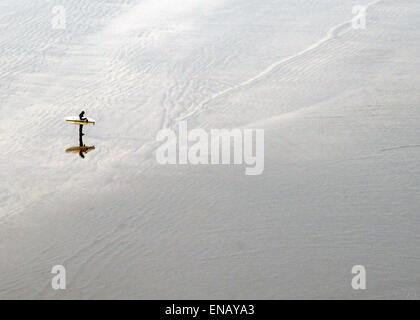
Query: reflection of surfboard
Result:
<box><xmin>65</xmin><ymin>116</ymin><xmax>95</xmax><ymax>125</ymax></box>
<box><xmin>66</xmin><ymin>146</ymin><xmax>95</xmax><ymax>153</ymax></box>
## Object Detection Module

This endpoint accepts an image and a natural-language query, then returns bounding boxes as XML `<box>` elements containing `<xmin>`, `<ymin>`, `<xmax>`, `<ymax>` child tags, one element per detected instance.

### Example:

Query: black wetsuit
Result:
<box><xmin>79</xmin><ymin>111</ymin><xmax>87</xmax><ymax>122</ymax></box>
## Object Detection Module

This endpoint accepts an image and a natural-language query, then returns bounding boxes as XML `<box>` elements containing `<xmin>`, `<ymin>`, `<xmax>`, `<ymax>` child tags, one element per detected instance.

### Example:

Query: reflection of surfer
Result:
<box><xmin>79</xmin><ymin>124</ymin><xmax>86</xmax><ymax>159</ymax></box>
<box><xmin>79</xmin><ymin>111</ymin><xmax>88</xmax><ymax>122</ymax></box>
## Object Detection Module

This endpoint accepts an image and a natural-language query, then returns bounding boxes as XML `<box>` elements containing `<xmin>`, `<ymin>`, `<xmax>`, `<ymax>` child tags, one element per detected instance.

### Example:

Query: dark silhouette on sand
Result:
<box><xmin>79</xmin><ymin>111</ymin><xmax>88</xmax><ymax>122</ymax></box>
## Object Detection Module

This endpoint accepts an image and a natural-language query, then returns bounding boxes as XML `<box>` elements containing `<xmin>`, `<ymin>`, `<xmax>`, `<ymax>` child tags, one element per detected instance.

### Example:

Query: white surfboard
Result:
<box><xmin>65</xmin><ymin>116</ymin><xmax>96</xmax><ymax>125</ymax></box>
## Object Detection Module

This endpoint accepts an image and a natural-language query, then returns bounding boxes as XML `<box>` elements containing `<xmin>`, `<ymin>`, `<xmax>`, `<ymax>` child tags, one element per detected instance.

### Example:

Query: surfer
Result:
<box><xmin>79</xmin><ymin>111</ymin><xmax>88</xmax><ymax>122</ymax></box>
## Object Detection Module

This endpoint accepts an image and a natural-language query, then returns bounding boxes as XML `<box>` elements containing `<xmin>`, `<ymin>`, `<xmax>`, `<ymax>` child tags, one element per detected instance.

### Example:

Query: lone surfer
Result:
<box><xmin>79</xmin><ymin>111</ymin><xmax>88</xmax><ymax>122</ymax></box>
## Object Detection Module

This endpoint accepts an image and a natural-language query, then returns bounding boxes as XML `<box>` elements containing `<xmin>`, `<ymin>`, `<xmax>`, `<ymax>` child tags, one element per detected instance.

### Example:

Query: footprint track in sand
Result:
<box><xmin>173</xmin><ymin>0</ymin><xmax>383</xmax><ymax>123</ymax></box>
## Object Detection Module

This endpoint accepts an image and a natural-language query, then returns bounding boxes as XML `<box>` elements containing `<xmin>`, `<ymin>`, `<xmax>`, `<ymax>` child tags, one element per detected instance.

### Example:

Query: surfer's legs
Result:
<box><xmin>79</xmin><ymin>125</ymin><xmax>84</xmax><ymax>146</ymax></box>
